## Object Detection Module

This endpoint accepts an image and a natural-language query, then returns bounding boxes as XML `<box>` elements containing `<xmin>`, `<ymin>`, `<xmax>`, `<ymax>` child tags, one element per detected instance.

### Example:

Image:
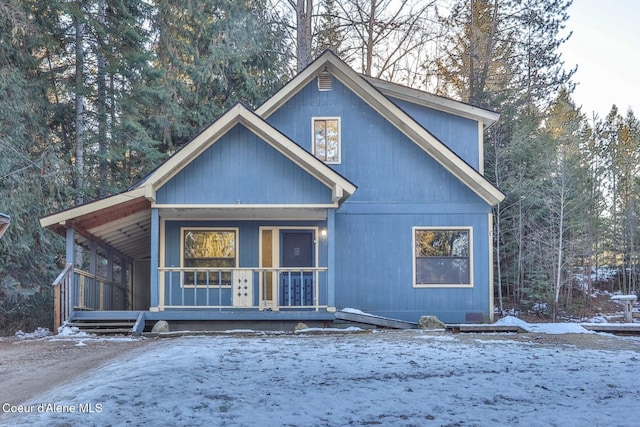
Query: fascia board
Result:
<box><xmin>39</xmin><ymin>187</ymin><xmax>147</xmax><ymax>229</ymax></box>
<box><xmin>363</xmin><ymin>77</ymin><xmax>500</xmax><ymax>128</ymax></box>
<box><xmin>324</xmin><ymin>59</ymin><xmax>505</xmax><ymax>206</ymax></box>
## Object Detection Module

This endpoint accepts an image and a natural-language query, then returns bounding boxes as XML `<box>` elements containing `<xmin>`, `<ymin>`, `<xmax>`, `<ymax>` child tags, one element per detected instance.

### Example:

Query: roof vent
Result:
<box><xmin>317</xmin><ymin>69</ymin><xmax>333</xmax><ymax>91</ymax></box>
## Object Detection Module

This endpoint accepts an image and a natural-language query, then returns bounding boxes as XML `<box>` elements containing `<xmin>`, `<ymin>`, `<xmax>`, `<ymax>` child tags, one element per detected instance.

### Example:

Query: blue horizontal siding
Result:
<box><xmin>156</xmin><ymin>124</ymin><xmax>332</xmax><ymax>204</ymax></box>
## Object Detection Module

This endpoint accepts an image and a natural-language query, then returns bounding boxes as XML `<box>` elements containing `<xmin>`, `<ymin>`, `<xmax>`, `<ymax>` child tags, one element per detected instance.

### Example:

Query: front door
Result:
<box><xmin>281</xmin><ymin>231</ymin><xmax>314</xmax><ymax>268</ymax></box>
<box><xmin>280</xmin><ymin>230</ymin><xmax>314</xmax><ymax>306</ymax></box>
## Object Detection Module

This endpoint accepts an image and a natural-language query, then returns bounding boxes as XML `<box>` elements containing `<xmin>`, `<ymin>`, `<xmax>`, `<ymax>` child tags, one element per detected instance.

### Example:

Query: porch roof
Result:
<box><xmin>40</xmin><ymin>188</ymin><xmax>152</xmax><ymax>260</ymax></box>
<box><xmin>40</xmin><ymin>190</ymin><xmax>335</xmax><ymax>261</ymax></box>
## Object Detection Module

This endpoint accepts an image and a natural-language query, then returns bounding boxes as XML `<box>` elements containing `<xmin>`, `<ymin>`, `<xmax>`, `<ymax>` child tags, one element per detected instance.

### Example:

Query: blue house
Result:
<box><xmin>41</xmin><ymin>52</ymin><xmax>503</xmax><ymax>332</ymax></box>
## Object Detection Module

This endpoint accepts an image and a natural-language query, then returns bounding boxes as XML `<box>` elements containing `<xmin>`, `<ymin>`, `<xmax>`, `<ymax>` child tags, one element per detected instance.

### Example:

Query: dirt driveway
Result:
<box><xmin>0</xmin><ymin>336</ymin><xmax>155</xmax><ymax>410</ymax></box>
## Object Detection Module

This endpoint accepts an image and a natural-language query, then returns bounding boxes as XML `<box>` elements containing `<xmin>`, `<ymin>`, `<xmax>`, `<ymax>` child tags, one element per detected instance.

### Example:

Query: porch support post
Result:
<box><xmin>107</xmin><ymin>248</ymin><xmax>113</xmax><ymax>310</ymax></box>
<box><xmin>89</xmin><ymin>241</ymin><xmax>97</xmax><ymax>276</ymax></box>
<box><xmin>65</xmin><ymin>228</ymin><xmax>75</xmax><ymax>267</ymax></box>
<box><xmin>90</xmin><ymin>241</ymin><xmax>99</xmax><ymax>309</ymax></box>
<box><xmin>150</xmin><ymin>207</ymin><xmax>160</xmax><ymax>310</ymax></box>
<box><xmin>327</xmin><ymin>209</ymin><xmax>336</xmax><ymax>310</ymax></box>
<box><xmin>122</xmin><ymin>258</ymin><xmax>129</xmax><ymax>310</ymax></box>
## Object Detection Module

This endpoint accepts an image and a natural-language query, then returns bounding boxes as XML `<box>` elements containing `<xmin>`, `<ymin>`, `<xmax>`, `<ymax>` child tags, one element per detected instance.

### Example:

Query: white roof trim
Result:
<box><xmin>257</xmin><ymin>51</ymin><xmax>504</xmax><ymax>206</ymax></box>
<box><xmin>138</xmin><ymin>103</ymin><xmax>355</xmax><ymax>203</ymax></box>
<box><xmin>363</xmin><ymin>76</ymin><xmax>500</xmax><ymax>128</ymax></box>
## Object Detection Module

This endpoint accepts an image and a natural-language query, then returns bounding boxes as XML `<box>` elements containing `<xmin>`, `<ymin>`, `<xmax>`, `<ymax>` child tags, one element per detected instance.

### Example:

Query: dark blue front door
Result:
<box><xmin>280</xmin><ymin>231</ymin><xmax>314</xmax><ymax>306</ymax></box>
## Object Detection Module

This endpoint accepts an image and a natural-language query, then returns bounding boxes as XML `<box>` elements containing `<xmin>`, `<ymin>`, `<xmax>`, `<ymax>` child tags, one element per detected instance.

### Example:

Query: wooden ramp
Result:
<box><xmin>335</xmin><ymin>310</ymin><xmax>418</xmax><ymax>329</ymax></box>
<box><xmin>448</xmin><ymin>324</ymin><xmax>527</xmax><ymax>334</ymax></box>
<box><xmin>580</xmin><ymin>323</ymin><xmax>640</xmax><ymax>335</ymax></box>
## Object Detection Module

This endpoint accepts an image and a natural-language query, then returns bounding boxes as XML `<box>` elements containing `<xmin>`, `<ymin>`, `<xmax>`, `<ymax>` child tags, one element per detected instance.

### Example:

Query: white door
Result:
<box><xmin>232</xmin><ymin>269</ymin><xmax>253</xmax><ymax>307</ymax></box>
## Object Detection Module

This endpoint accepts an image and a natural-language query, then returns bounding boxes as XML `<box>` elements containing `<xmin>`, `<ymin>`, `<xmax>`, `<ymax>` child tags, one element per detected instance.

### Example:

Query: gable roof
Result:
<box><xmin>257</xmin><ymin>50</ymin><xmax>504</xmax><ymax>206</ymax></box>
<box><xmin>40</xmin><ymin>104</ymin><xmax>356</xmax><ymax>260</ymax></box>
<box><xmin>136</xmin><ymin>103</ymin><xmax>356</xmax><ymax>203</ymax></box>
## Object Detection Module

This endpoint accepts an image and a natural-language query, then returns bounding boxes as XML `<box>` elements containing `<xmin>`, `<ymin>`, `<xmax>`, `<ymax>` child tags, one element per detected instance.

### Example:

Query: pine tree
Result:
<box><xmin>149</xmin><ymin>0</ymin><xmax>289</xmax><ymax>151</ymax></box>
<box><xmin>315</xmin><ymin>0</ymin><xmax>344</xmax><ymax>56</ymax></box>
<box><xmin>0</xmin><ymin>0</ymin><xmax>66</xmax><ymax>333</ymax></box>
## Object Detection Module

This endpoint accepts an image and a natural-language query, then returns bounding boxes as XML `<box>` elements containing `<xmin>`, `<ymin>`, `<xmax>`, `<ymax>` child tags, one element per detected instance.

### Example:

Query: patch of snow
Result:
<box><xmin>3</xmin><ymin>331</ymin><xmax>639</xmax><ymax>426</ymax></box>
<box><xmin>587</xmin><ymin>315</ymin><xmax>609</xmax><ymax>323</ymax></box>
<box><xmin>494</xmin><ymin>316</ymin><xmax>592</xmax><ymax>334</ymax></box>
<box><xmin>340</xmin><ymin>307</ymin><xmax>366</xmax><ymax>314</ymax></box>
<box><xmin>56</xmin><ymin>326</ymin><xmax>93</xmax><ymax>337</ymax></box>
<box><xmin>494</xmin><ymin>315</ymin><xmax>531</xmax><ymax>330</ymax></box>
<box><xmin>14</xmin><ymin>328</ymin><xmax>52</xmax><ymax>340</ymax></box>
<box><xmin>527</xmin><ymin>322</ymin><xmax>592</xmax><ymax>334</ymax></box>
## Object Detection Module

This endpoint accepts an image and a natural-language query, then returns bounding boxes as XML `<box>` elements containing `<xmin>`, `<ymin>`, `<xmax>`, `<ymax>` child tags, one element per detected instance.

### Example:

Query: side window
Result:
<box><xmin>312</xmin><ymin>117</ymin><xmax>340</xmax><ymax>163</ymax></box>
<box><xmin>413</xmin><ymin>227</ymin><xmax>472</xmax><ymax>287</ymax></box>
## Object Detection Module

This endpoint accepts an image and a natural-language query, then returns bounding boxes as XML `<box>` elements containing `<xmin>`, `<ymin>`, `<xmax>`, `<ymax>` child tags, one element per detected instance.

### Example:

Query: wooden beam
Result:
<box><xmin>335</xmin><ymin>310</ymin><xmax>418</xmax><ymax>329</ymax></box>
<box><xmin>72</xmin><ymin>197</ymin><xmax>150</xmax><ymax>231</ymax></box>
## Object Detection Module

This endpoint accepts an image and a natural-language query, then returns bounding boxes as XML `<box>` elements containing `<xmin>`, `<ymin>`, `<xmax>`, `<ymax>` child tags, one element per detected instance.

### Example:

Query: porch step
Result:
<box><xmin>65</xmin><ymin>320</ymin><xmax>136</xmax><ymax>335</ymax></box>
<box><xmin>65</xmin><ymin>312</ymin><xmax>143</xmax><ymax>335</ymax></box>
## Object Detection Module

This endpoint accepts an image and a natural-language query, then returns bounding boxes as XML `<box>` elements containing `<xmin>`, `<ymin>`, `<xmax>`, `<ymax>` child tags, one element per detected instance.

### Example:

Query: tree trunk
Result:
<box><xmin>74</xmin><ymin>14</ymin><xmax>85</xmax><ymax>206</ymax></box>
<box><xmin>97</xmin><ymin>0</ymin><xmax>108</xmax><ymax>198</ymax></box>
<box><xmin>295</xmin><ymin>0</ymin><xmax>313</xmax><ymax>71</ymax></box>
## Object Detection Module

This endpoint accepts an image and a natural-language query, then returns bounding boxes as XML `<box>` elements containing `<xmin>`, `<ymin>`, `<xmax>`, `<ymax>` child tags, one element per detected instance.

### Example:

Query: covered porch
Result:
<box><xmin>41</xmin><ymin>190</ymin><xmax>340</xmax><ymax>330</ymax></box>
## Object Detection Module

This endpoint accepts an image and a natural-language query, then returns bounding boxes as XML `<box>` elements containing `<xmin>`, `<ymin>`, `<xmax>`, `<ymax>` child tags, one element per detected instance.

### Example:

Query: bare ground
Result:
<box><xmin>0</xmin><ymin>336</ymin><xmax>156</xmax><ymax>411</ymax></box>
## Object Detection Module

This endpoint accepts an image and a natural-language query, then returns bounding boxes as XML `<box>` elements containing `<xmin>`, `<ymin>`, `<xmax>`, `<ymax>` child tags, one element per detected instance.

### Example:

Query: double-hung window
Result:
<box><xmin>182</xmin><ymin>228</ymin><xmax>238</xmax><ymax>287</ymax></box>
<box><xmin>312</xmin><ymin>117</ymin><xmax>340</xmax><ymax>163</ymax></box>
<box><xmin>413</xmin><ymin>227</ymin><xmax>472</xmax><ymax>287</ymax></box>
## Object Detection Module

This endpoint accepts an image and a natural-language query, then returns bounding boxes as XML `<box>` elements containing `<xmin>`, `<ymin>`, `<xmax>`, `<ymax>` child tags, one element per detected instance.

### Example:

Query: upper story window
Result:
<box><xmin>312</xmin><ymin>117</ymin><xmax>341</xmax><ymax>164</ymax></box>
<box><xmin>413</xmin><ymin>227</ymin><xmax>473</xmax><ymax>287</ymax></box>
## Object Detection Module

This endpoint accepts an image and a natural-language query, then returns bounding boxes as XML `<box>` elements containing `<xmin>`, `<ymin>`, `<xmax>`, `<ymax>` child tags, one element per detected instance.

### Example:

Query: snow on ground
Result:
<box><xmin>3</xmin><ymin>326</ymin><xmax>640</xmax><ymax>427</ymax></box>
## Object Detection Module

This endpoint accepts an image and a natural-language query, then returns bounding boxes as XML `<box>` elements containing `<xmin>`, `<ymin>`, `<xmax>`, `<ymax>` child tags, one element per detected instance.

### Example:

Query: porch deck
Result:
<box><xmin>67</xmin><ymin>309</ymin><xmax>337</xmax><ymax>334</ymax></box>
<box><xmin>54</xmin><ymin>263</ymin><xmax>338</xmax><ymax>333</ymax></box>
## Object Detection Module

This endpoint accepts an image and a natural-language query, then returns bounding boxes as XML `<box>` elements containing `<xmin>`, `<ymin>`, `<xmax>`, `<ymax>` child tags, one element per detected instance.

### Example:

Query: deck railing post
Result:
<box><xmin>315</xmin><ymin>270</ymin><xmax>319</xmax><ymax>311</ymax></box>
<box><xmin>52</xmin><ymin>264</ymin><xmax>74</xmax><ymax>331</ymax></box>
<box><xmin>99</xmin><ymin>281</ymin><xmax>104</xmax><ymax>310</ymax></box>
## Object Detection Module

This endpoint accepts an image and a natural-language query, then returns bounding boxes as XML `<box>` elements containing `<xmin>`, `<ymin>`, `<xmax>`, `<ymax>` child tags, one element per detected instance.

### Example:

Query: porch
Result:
<box><xmin>53</xmin><ymin>264</ymin><xmax>333</xmax><ymax>331</ymax></box>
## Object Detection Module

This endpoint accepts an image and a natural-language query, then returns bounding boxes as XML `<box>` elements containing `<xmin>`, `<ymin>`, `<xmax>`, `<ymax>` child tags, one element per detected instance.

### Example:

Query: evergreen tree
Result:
<box><xmin>315</xmin><ymin>0</ymin><xmax>344</xmax><ymax>56</ymax></box>
<box><xmin>0</xmin><ymin>0</ymin><xmax>66</xmax><ymax>333</ymax></box>
<box><xmin>149</xmin><ymin>0</ymin><xmax>289</xmax><ymax>151</ymax></box>
<box><xmin>597</xmin><ymin>106</ymin><xmax>640</xmax><ymax>294</ymax></box>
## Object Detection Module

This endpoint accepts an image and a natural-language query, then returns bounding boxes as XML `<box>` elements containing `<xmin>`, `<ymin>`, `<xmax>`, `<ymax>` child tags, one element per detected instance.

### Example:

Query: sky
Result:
<box><xmin>561</xmin><ymin>0</ymin><xmax>640</xmax><ymax>119</ymax></box>
<box><xmin>2</xmin><ymin>324</ymin><xmax>640</xmax><ymax>426</ymax></box>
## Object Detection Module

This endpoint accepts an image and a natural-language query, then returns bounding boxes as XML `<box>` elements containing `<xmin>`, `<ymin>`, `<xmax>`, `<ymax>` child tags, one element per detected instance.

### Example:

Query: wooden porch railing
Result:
<box><xmin>52</xmin><ymin>265</ymin><xmax>128</xmax><ymax>330</ymax></box>
<box><xmin>73</xmin><ymin>269</ymin><xmax>127</xmax><ymax>312</ymax></box>
<box><xmin>52</xmin><ymin>263</ymin><xmax>74</xmax><ymax>331</ymax></box>
<box><xmin>158</xmin><ymin>267</ymin><xmax>328</xmax><ymax>311</ymax></box>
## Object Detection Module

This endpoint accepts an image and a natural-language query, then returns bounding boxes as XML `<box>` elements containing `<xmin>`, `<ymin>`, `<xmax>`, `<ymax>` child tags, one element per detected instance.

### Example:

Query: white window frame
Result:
<box><xmin>412</xmin><ymin>226</ymin><xmax>474</xmax><ymax>288</ymax></box>
<box><xmin>311</xmin><ymin>117</ymin><xmax>341</xmax><ymax>164</ymax></box>
<box><xmin>180</xmin><ymin>227</ymin><xmax>239</xmax><ymax>288</ymax></box>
